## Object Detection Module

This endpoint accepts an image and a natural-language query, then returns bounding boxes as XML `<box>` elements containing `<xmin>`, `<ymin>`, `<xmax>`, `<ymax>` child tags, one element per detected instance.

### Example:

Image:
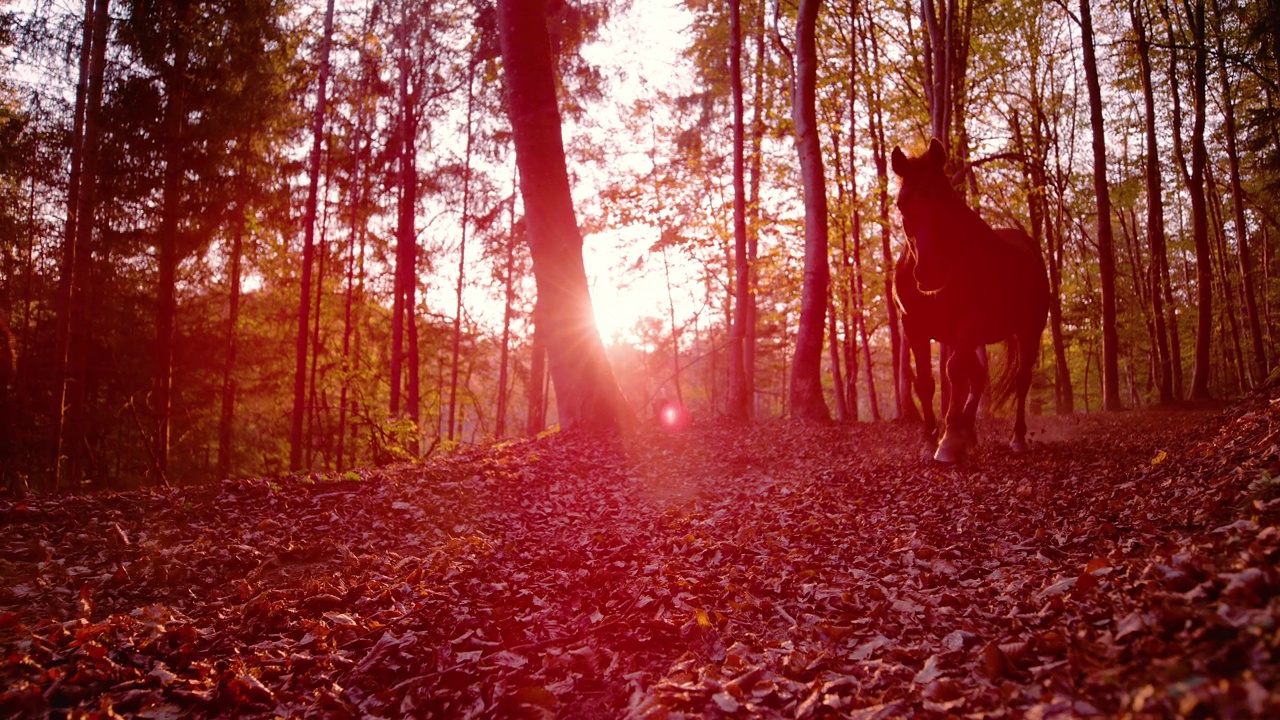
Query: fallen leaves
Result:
<box><xmin>1</xmin><ymin>393</ymin><xmax>1279</xmax><ymax>717</ymax></box>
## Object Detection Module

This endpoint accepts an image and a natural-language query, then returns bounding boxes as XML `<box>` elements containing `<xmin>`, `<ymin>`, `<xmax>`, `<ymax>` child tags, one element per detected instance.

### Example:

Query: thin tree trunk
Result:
<box><xmin>727</xmin><ymin>0</ymin><xmax>750</xmax><ymax>421</ymax></box>
<box><xmin>337</xmin><ymin>3</ymin><xmax>376</xmax><ymax>471</ymax></box>
<box><xmin>496</xmin><ymin>187</ymin><xmax>517</xmax><ymax>438</ymax></box>
<box><xmin>448</xmin><ymin>59</ymin><xmax>477</xmax><ymax>441</ymax></box>
<box><xmin>745</xmin><ymin>0</ymin><xmax>766</xmax><ymax>420</ymax></box>
<box><xmin>56</xmin><ymin>0</ymin><xmax>109</xmax><ymax>488</ymax></box>
<box><xmin>217</xmin><ymin>170</ymin><xmax>248</xmax><ymax>480</ymax></box>
<box><xmin>525</xmin><ymin>303</ymin><xmax>547</xmax><ymax>434</ymax></box>
<box><xmin>55</xmin><ymin>0</ymin><xmax>93</xmax><ymax>438</ymax></box>
<box><xmin>1130</xmin><ymin>0</ymin><xmax>1175</xmax><ymax>403</ymax></box>
<box><xmin>306</xmin><ymin>172</ymin><xmax>332</xmax><ymax>468</ymax></box>
<box><xmin>1207</xmin><ymin>166</ymin><xmax>1247</xmax><ymax>393</ymax></box>
<box><xmin>861</xmin><ymin>9</ymin><xmax>904</xmax><ymax>420</ymax></box>
<box><xmin>154</xmin><ymin>0</ymin><xmax>190</xmax><ymax>483</ymax></box>
<box><xmin>788</xmin><ymin>0</ymin><xmax>832</xmax><ymax>422</ymax></box>
<box><xmin>1212</xmin><ymin>0</ymin><xmax>1267</xmax><ymax>385</ymax></box>
<box><xmin>1079</xmin><ymin>0</ymin><xmax>1122</xmax><ymax>411</ymax></box>
<box><xmin>661</xmin><ymin>247</ymin><xmax>684</xmax><ymax>406</ymax></box>
<box><xmin>290</xmin><ymin>0</ymin><xmax>335</xmax><ymax>469</ymax></box>
<box><xmin>1185</xmin><ymin>0</ymin><xmax>1214</xmax><ymax>400</ymax></box>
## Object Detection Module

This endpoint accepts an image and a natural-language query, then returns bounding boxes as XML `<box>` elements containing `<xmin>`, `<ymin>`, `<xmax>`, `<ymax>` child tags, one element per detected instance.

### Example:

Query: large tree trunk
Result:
<box><xmin>1079</xmin><ymin>0</ymin><xmax>1122</xmax><ymax>411</ymax></box>
<box><xmin>496</xmin><ymin>0</ymin><xmax>633</xmax><ymax>433</ymax></box>
<box><xmin>56</xmin><ymin>0</ymin><xmax>109</xmax><ymax>488</ymax></box>
<box><xmin>290</xmin><ymin>0</ymin><xmax>335</xmax><ymax>469</ymax></box>
<box><xmin>727</xmin><ymin>0</ymin><xmax>750</xmax><ymax>422</ymax></box>
<box><xmin>788</xmin><ymin>0</ymin><xmax>832</xmax><ymax>423</ymax></box>
<box><xmin>1130</xmin><ymin>1</ymin><xmax>1175</xmax><ymax>403</ymax></box>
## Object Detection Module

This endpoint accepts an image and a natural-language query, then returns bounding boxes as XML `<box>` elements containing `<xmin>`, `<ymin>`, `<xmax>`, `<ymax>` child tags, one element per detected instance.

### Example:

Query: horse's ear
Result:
<box><xmin>891</xmin><ymin>146</ymin><xmax>907</xmax><ymax>177</ymax></box>
<box><xmin>927</xmin><ymin>137</ymin><xmax>947</xmax><ymax>168</ymax></box>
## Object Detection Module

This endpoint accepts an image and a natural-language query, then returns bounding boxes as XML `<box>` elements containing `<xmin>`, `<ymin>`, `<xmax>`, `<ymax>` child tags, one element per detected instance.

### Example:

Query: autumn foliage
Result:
<box><xmin>2</xmin><ymin>389</ymin><xmax>1279</xmax><ymax>717</ymax></box>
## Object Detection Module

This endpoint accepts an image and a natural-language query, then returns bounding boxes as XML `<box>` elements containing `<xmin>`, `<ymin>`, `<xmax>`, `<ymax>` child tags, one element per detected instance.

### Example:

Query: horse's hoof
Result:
<box><xmin>1010</xmin><ymin>438</ymin><xmax>1028</xmax><ymax>453</ymax></box>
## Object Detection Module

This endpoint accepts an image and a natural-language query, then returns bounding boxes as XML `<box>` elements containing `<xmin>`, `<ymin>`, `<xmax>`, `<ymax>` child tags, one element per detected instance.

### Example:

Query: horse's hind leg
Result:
<box><xmin>960</xmin><ymin>346</ymin><xmax>988</xmax><ymax>452</ymax></box>
<box><xmin>1010</xmin><ymin>334</ymin><xmax>1037</xmax><ymax>453</ymax></box>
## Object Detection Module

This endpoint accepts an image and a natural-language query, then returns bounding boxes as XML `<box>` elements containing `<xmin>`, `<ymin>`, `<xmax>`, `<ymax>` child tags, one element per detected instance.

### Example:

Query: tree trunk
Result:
<box><xmin>788</xmin><ymin>0</ymin><xmax>832</xmax><ymax>423</ymax></box>
<box><xmin>448</xmin><ymin>59</ymin><xmax>477</xmax><ymax>441</ymax></box>
<box><xmin>1130</xmin><ymin>1</ymin><xmax>1175</xmax><ymax>403</ymax></box>
<box><xmin>495</xmin><ymin>188</ymin><xmax>518</xmax><ymax>438</ymax></box>
<box><xmin>337</xmin><ymin>3</ymin><xmax>377</xmax><ymax>471</ymax></box>
<box><xmin>496</xmin><ymin>0</ymin><xmax>633</xmax><ymax>432</ymax></box>
<box><xmin>745</xmin><ymin>0</ymin><xmax>766</xmax><ymax>420</ymax></box>
<box><xmin>56</xmin><ymin>0</ymin><xmax>109</xmax><ymax>488</ymax></box>
<box><xmin>290</xmin><ymin>0</ymin><xmax>335</xmax><ymax>469</ymax></box>
<box><xmin>861</xmin><ymin>7</ymin><xmax>906</xmax><ymax>420</ymax></box>
<box><xmin>1212</xmin><ymin>0</ymin><xmax>1267</xmax><ymax>385</ymax></box>
<box><xmin>218</xmin><ymin>177</ymin><xmax>247</xmax><ymax>480</ymax></box>
<box><xmin>154</xmin><ymin>0</ymin><xmax>190</xmax><ymax>483</ymax></box>
<box><xmin>827</xmin><ymin>296</ymin><xmax>847</xmax><ymax>421</ymax></box>
<box><xmin>1207</xmin><ymin>167</ymin><xmax>1247</xmax><ymax>393</ymax></box>
<box><xmin>661</xmin><ymin>247</ymin><xmax>684</xmax><ymax>406</ymax></box>
<box><xmin>1079</xmin><ymin>0</ymin><xmax>1122</xmax><ymax>411</ymax></box>
<box><xmin>525</xmin><ymin>303</ymin><xmax>547</xmax><ymax>435</ymax></box>
<box><xmin>306</xmin><ymin>179</ymin><xmax>331</xmax><ymax>468</ymax></box>
<box><xmin>727</xmin><ymin>0</ymin><xmax>750</xmax><ymax>422</ymax></box>
<box><xmin>1185</xmin><ymin>0</ymin><xmax>1214</xmax><ymax>400</ymax></box>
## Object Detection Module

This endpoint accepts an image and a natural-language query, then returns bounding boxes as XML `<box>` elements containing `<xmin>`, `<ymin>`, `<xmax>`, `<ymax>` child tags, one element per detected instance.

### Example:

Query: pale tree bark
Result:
<box><xmin>1079</xmin><ymin>0</ymin><xmax>1122</xmax><ymax>410</ymax></box>
<box><xmin>496</xmin><ymin>0</ymin><xmax>633</xmax><ymax>433</ymax></box>
<box><xmin>290</xmin><ymin>0</ymin><xmax>335</xmax><ymax>469</ymax></box>
<box><xmin>788</xmin><ymin>0</ymin><xmax>832</xmax><ymax>422</ymax></box>
<box><xmin>727</xmin><ymin>0</ymin><xmax>751</xmax><ymax>422</ymax></box>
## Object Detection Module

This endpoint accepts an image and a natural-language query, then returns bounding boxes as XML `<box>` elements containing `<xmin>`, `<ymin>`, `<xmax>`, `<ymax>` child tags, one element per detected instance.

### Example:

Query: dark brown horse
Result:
<box><xmin>891</xmin><ymin>138</ymin><xmax>1049</xmax><ymax>463</ymax></box>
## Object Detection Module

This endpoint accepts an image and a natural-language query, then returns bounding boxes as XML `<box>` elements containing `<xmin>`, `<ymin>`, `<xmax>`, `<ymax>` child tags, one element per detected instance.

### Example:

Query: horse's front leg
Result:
<box><xmin>935</xmin><ymin>345</ymin><xmax>976</xmax><ymax>464</ymax></box>
<box><xmin>911</xmin><ymin>336</ymin><xmax>938</xmax><ymax>457</ymax></box>
<box><xmin>1010</xmin><ymin>334</ymin><xmax>1038</xmax><ymax>453</ymax></box>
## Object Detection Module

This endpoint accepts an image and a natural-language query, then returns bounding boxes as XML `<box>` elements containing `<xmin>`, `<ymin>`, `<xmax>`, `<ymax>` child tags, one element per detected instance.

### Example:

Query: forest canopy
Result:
<box><xmin>0</xmin><ymin>0</ymin><xmax>1278</xmax><ymax>490</ymax></box>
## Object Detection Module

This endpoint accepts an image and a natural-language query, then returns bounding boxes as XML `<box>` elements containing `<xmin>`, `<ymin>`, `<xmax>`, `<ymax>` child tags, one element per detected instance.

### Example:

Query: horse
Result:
<box><xmin>890</xmin><ymin>138</ymin><xmax>1049</xmax><ymax>463</ymax></box>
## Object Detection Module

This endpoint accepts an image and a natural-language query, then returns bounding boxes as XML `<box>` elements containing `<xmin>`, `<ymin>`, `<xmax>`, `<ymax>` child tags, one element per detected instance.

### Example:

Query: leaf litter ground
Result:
<box><xmin>3</xmin><ymin>389</ymin><xmax>1279</xmax><ymax>719</ymax></box>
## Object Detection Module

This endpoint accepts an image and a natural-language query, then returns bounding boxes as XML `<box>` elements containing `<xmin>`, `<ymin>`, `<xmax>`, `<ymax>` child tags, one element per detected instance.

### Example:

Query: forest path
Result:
<box><xmin>1</xmin><ymin>394</ymin><xmax>1276</xmax><ymax>718</ymax></box>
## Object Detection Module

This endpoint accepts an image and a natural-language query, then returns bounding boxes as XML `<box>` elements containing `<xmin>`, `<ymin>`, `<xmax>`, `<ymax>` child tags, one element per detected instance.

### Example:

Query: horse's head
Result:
<box><xmin>891</xmin><ymin>137</ymin><xmax>956</xmax><ymax>293</ymax></box>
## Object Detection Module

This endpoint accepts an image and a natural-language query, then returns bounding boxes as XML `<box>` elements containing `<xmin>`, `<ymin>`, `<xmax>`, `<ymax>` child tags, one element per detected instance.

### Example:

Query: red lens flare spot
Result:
<box><xmin>659</xmin><ymin>402</ymin><xmax>687</xmax><ymax>431</ymax></box>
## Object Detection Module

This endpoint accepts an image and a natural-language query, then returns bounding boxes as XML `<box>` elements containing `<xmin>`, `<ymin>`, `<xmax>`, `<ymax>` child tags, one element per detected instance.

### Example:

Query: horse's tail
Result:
<box><xmin>990</xmin><ymin>338</ymin><xmax>1021</xmax><ymax>411</ymax></box>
